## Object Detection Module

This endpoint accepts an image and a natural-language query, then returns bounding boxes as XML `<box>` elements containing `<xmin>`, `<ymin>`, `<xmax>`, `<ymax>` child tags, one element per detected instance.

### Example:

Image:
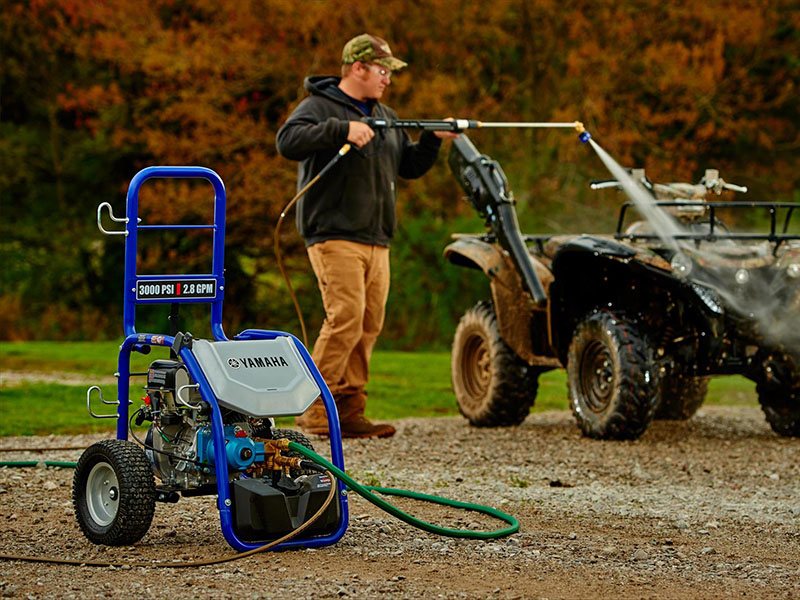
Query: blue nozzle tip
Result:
<box><xmin>578</xmin><ymin>131</ymin><xmax>592</xmax><ymax>143</ymax></box>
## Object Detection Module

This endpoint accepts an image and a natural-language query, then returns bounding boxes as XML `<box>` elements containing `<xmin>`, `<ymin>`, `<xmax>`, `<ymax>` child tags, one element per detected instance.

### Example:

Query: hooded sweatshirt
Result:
<box><xmin>276</xmin><ymin>76</ymin><xmax>442</xmax><ymax>247</ymax></box>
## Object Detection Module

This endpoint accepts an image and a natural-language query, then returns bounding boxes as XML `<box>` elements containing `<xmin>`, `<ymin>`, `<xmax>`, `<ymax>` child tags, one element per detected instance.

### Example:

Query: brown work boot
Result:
<box><xmin>339</xmin><ymin>415</ymin><xmax>396</xmax><ymax>439</ymax></box>
<box><xmin>335</xmin><ymin>393</ymin><xmax>395</xmax><ymax>438</ymax></box>
<box><xmin>295</xmin><ymin>398</ymin><xmax>330</xmax><ymax>435</ymax></box>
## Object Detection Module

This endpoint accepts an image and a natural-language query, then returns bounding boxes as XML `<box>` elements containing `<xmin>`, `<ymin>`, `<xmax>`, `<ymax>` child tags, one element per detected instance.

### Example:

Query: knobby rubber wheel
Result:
<box><xmin>757</xmin><ymin>380</ymin><xmax>800</xmax><ymax>437</ymax></box>
<box><xmin>567</xmin><ymin>311</ymin><xmax>659</xmax><ymax>440</ymax></box>
<box><xmin>451</xmin><ymin>301</ymin><xmax>538</xmax><ymax>427</ymax></box>
<box><xmin>73</xmin><ymin>439</ymin><xmax>156</xmax><ymax>546</ymax></box>
<box><xmin>655</xmin><ymin>375</ymin><xmax>709</xmax><ymax>420</ymax></box>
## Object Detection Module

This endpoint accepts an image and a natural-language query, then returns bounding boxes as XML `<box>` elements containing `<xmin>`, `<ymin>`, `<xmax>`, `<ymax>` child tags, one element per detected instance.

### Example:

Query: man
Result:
<box><xmin>276</xmin><ymin>33</ymin><xmax>456</xmax><ymax>438</ymax></box>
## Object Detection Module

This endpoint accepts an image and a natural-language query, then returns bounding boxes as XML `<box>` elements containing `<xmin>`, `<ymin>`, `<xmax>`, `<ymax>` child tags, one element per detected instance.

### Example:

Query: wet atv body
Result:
<box><xmin>446</xmin><ymin>135</ymin><xmax>800</xmax><ymax>439</ymax></box>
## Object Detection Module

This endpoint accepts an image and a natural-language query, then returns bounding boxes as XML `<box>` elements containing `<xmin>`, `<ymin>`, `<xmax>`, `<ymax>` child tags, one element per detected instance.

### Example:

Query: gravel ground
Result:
<box><xmin>1</xmin><ymin>406</ymin><xmax>798</xmax><ymax>599</ymax></box>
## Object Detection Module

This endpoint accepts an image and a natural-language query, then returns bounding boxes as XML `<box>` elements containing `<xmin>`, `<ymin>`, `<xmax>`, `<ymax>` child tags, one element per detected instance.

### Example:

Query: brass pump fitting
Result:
<box><xmin>272</xmin><ymin>454</ymin><xmax>304</xmax><ymax>470</ymax></box>
<box><xmin>574</xmin><ymin>121</ymin><xmax>585</xmax><ymax>134</ymax></box>
<box><xmin>266</xmin><ymin>438</ymin><xmax>292</xmax><ymax>451</ymax></box>
<box><xmin>247</xmin><ymin>438</ymin><xmax>299</xmax><ymax>476</ymax></box>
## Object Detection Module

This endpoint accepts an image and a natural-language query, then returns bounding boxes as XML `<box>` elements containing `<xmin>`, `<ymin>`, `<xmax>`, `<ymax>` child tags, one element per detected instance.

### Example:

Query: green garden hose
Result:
<box><xmin>0</xmin><ymin>444</ymin><xmax>519</xmax><ymax>541</ymax></box>
<box><xmin>0</xmin><ymin>460</ymin><xmax>77</xmax><ymax>468</ymax></box>
<box><xmin>288</xmin><ymin>441</ymin><xmax>519</xmax><ymax>540</ymax></box>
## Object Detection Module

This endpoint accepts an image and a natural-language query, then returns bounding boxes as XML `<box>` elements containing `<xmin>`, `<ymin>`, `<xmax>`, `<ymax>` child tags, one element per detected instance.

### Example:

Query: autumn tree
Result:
<box><xmin>1</xmin><ymin>0</ymin><xmax>797</xmax><ymax>344</ymax></box>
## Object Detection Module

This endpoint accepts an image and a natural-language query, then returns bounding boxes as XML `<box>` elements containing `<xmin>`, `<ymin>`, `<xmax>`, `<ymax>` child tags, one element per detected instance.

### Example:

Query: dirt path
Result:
<box><xmin>1</xmin><ymin>407</ymin><xmax>798</xmax><ymax>599</ymax></box>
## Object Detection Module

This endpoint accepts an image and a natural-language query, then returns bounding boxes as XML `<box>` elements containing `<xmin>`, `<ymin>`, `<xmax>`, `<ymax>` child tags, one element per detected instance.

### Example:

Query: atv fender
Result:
<box><xmin>556</xmin><ymin>235</ymin><xmax>638</xmax><ymax>260</ymax></box>
<box><xmin>445</xmin><ymin>237</ymin><xmax>560</xmax><ymax>367</ymax></box>
<box><xmin>549</xmin><ymin>235</ymin><xmax>691</xmax><ymax>363</ymax></box>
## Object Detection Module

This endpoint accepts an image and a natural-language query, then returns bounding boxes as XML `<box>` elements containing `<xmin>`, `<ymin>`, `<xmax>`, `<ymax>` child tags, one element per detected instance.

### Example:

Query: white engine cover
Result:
<box><xmin>191</xmin><ymin>337</ymin><xmax>321</xmax><ymax>417</ymax></box>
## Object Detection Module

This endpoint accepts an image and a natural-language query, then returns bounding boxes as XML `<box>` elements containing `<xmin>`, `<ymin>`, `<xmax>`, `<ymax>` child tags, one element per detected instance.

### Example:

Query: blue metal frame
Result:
<box><xmin>123</xmin><ymin>166</ymin><xmax>228</xmax><ymax>340</ymax></box>
<box><xmin>113</xmin><ymin>166</ymin><xmax>348</xmax><ymax>551</ymax></box>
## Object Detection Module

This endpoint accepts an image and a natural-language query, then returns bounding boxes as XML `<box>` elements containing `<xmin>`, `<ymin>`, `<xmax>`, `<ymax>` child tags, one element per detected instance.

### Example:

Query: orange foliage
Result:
<box><xmin>35</xmin><ymin>0</ymin><xmax>798</xmax><ymax>199</ymax></box>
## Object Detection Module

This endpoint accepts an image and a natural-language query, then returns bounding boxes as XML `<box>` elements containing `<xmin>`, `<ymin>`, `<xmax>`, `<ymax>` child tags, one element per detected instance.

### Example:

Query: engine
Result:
<box><xmin>137</xmin><ymin>359</ymin><xmax>270</xmax><ymax>490</ymax></box>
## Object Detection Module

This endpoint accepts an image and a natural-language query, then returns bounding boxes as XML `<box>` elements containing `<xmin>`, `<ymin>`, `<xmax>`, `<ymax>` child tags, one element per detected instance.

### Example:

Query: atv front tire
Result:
<box><xmin>73</xmin><ymin>439</ymin><xmax>156</xmax><ymax>546</ymax></box>
<box><xmin>757</xmin><ymin>381</ymin><xmax>800</xmax><ymax>437</ymax></box>
<box><xmin>567</xmin><ymin>311</ymin><xmax>659</xmax><ymax>440</ymax></box>
<box><xmin>655</xmin><ymin>375</ymin><xmax>709</xmax><ymax>420</ymax></box>
<box><xmin>451</xmin><ymin>301</ymin><xmax>538</xmax><ymax>427</ymax></box>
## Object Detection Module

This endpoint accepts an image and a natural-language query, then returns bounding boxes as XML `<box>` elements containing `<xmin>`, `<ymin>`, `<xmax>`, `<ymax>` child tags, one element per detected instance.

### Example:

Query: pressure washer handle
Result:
<box><xmin>362</xmin><ymin>117</ymin><xmax>480</xmax><ymax>132</ymax></box>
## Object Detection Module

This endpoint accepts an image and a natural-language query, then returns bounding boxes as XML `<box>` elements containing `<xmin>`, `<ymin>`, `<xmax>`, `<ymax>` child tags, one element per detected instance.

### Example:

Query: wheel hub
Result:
<box><xmin>461</xmin><ymin>333</ymin><xmax>492</xmax><ymax>408</ymax></box>
<box><xmin>86</xmin><ymin>462</ymin><xmax>119</xmax><ymax>526</ymax></box>
<box><xmin>580</xmin><ymin>340</ymin><xmax>615</xmax><ymax>413</ymax></box>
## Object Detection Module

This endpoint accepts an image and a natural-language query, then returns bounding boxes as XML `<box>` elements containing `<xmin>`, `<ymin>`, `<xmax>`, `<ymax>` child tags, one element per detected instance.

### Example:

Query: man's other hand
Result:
<box><xmin>434</xmin><ymin>117</ymin><xmax>461</xmax><ymax>140</ymax></box>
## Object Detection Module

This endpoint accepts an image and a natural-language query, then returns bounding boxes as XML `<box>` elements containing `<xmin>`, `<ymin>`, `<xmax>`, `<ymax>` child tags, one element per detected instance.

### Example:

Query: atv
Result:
<box><xmin>445</xmin><ymin>134</ymin><xmax>800</xmax><ymax>440</ymax></box>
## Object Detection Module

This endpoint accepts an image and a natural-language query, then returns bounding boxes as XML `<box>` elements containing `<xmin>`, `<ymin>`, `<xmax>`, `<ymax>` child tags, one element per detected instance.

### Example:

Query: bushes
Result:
<box><xmin>383</xmin><ymin>211</ymin><xmax>487</xmax><ymax>350</ymax></box>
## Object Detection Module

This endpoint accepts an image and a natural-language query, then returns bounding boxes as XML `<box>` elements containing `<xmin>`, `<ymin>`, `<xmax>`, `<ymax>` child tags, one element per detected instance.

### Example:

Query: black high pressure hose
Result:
<box><xmin>274</xmin><ymin>143</ymin><xmax>352</xmax><ymax>347</ymax></box>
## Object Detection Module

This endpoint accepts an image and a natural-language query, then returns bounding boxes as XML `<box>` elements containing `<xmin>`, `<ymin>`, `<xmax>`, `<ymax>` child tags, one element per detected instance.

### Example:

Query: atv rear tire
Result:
<box><xmin>757</xmin><ymin>381</ymin><xmax>800</xmax><ymax>437</ymax></box>
<box><xmin>451</xmin><ymin>301</ymin><xmax>538</xmax><ymax>427</ymax></box>
<box><xmin>567</xmin><ymin>311</ymin><xmax>659</xmax><ymax>440</ymax></box>
<box><xmin>655</xmin><ymin>375</ymin><xmax>709</xmax><ymax>420</ymax></box>
<box><xmin>73</xmin><ymin>439</ymin><xmax>156</xmax><ymax>546</ymax></box>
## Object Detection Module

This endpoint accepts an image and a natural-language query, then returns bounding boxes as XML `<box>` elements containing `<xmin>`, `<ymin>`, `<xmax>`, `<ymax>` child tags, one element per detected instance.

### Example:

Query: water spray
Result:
<box><xmin>585</xmin><ymin>139</ymin><xmax>800</xmax><ymax>353</ymax></box>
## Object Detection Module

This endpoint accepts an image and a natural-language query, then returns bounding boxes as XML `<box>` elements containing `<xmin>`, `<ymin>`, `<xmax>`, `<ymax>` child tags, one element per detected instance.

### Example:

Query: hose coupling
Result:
<box><xmin>574</xmin><ymin>121</ymin><xmax>592</xmax><ymax>143</ymax></box>
<box><xmin>266</xmin><ymin>438</ymin><xmax>292</xmax><ymax>451</ymax></box>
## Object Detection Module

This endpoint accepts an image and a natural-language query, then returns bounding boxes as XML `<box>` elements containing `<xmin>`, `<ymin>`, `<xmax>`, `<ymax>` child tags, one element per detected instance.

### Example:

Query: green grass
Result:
<box><xmin>1</xmin><ymin>341</ymin><xmax>757</xmax><ymax>436</ymax></box>
<box><xmin>1</xmin><ymin>341</ymin><xmax>153</xmax><ymax>377</ymax></box>
<box><xmin>704</xmin><ymin>376</ymin><xmax>759</xmax><ymax>407</ymax></box>
<box><xmin>0</xmin><ymin>383</ymin><xmax>118</xmax><ymax>436</ymax></box>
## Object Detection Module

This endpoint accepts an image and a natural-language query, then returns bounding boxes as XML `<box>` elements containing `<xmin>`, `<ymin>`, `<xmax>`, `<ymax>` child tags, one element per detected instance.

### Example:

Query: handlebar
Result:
<box><xmin>590</xmin><ymin>170</ymin><xmax>747</xmax><ymax>198</ymax></box>
<box><xmin>590</xmin><ymin>180</ymin><xmax>623</xmax><ymax>190</ymax></box>
<box><xmin>703</xmin><ymin>179</ymin><xmax>748</xmax><ymax>194</ymax></box>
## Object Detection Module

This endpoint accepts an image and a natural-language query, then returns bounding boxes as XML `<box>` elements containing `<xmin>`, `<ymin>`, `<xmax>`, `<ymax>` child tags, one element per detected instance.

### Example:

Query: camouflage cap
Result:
<box><xmin>341</xmin><ymin>34</ymin><xmax>408</xmax><ymax>71</ymax></box>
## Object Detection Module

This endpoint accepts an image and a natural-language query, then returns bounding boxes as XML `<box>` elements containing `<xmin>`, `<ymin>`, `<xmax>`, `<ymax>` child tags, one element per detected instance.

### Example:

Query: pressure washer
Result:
<box><xmin>80</xmin><ymin>166</ymin><xmax>349</xmax><ymax>553</ymax></box>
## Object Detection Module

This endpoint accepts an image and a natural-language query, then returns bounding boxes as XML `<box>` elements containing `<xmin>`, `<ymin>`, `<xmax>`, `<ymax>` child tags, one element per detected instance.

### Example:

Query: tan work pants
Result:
<box><xmin>306</xmin><ymin>240</ymin><xmax>390</xmax><ymax>421</ymax></box>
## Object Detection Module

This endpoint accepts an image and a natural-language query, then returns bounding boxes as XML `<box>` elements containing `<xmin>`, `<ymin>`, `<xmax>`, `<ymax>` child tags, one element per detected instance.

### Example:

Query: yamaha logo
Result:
<box><xmin>228</xmin><ymin>355</ymin><xmax>290</xmax><ymax>369</ymax></box>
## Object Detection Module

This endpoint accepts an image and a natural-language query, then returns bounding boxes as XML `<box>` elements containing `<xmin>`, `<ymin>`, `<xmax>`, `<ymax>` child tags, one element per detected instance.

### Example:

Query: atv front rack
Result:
<box><xmin>615</xmin><ymin>201</ymin><xmax>799</xmax><ymax>247</ymax></box>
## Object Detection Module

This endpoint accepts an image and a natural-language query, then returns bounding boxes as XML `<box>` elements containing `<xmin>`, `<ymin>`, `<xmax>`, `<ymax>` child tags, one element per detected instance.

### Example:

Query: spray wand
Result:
<box><xmin>363</xmin><ymin>117</ymin><xmax>592</xmax><ymax>142</ymax></box>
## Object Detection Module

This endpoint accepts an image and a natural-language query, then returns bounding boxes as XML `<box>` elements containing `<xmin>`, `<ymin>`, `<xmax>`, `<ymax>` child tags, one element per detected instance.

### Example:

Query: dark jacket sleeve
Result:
<box><xmin>397</xmin><ymin>130</ymin><xmax>443</xmax><ymax>180</ymax></box>
<box><xmin>276</xmin><ymin>97</ymin><xmax>350</xmax><ymax>161</ymax></box>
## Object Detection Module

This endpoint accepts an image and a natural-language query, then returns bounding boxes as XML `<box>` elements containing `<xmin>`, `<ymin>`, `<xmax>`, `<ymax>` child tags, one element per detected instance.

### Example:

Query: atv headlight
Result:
<box><xmin>734</xmin><ymin>268</ymin><xmax>750</xmax><ymax>285</ymax></box>
<box><xmin>670</xmin><ymin>252</ymin><xmax>693</xmax><ymax>278</ymax></box>
<box><xmin>787</xmin><ymin>263</ymin><xmax>800</xmax><ymax>279</ymax></box>
<box><xmin>691</xmin><ymin>283</ymin><xmax>723</xmax><ymax>314</ymax></box>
